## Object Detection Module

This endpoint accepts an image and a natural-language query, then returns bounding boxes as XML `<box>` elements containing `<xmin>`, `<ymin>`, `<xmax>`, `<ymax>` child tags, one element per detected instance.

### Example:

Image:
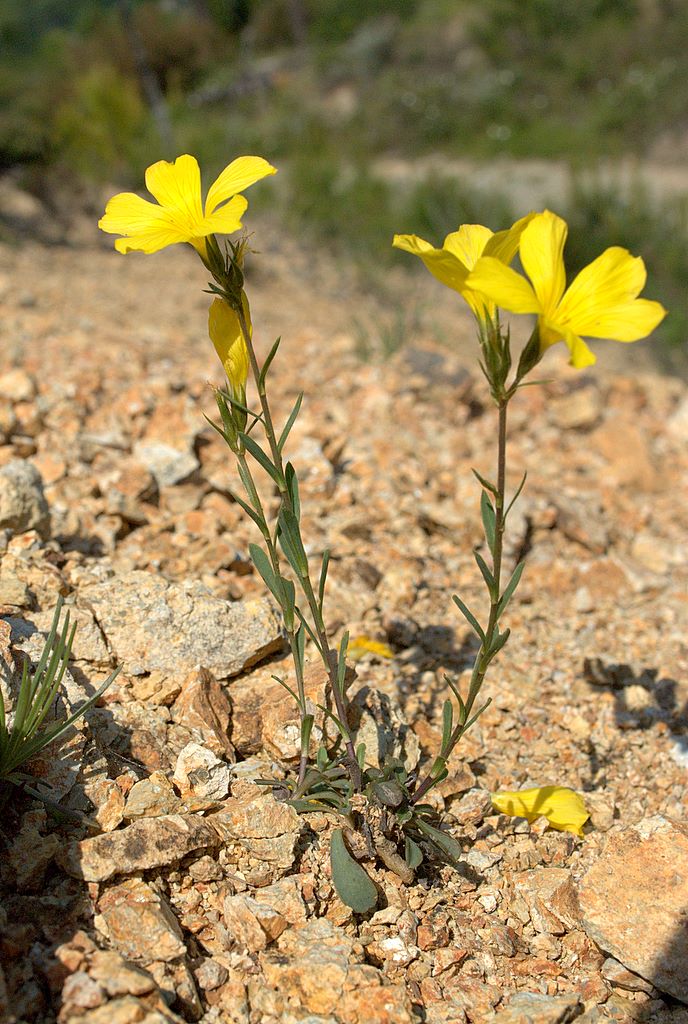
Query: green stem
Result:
<box><xmin>411</xmin><ymin>398</ymin><xmax>509</xmax><ymax>805</ymax></box>
<box><xmin>236</xmin><ymin>450</ymin><xmax>309</xmax><ymax>786</ymax></box>
<box><xmin>235</xmin><ymin>302</ymin><xmax>362</xmax><ymax>791</ymax></box>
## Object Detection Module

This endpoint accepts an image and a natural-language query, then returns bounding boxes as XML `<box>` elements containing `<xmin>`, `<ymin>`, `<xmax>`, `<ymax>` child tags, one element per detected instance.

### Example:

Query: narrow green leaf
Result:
<box><xmin>301</xmin><ymin>714</ymin><xmax>314</xmax><ymax>750</ymax></box>
<box><xmin>472</xmin><ymin>468</ymin><xmax>498</xmax><ymax>496</ymax></box>
<box><xmin>462</xmin><ymin>697</ymin><xmax>492</xmax><ymax>733</ymax></box>
<box><xmin>452</xmin><ymin>594</ymin><xmax>485</xmax><ymax>641</ymax></box>
<box><xmin>271</xmin><ymin>674</ymin><xmax>300</xmax><ymax>705</ymax></box>
<box><xmin>441</xmin><ymin>699</ymin><xmax>453</xmax><ymax>755</ymax></box>
<box><xmin>414</xmin><ymin>818</ymin><xmax>462</xmax><ymax>864</ymax></box>
<box><xmin>474</xmin><ymin>550</ymin><xmax>496</xmax><ymax>595</ymax></box>
<box><xmin>356</xmin><ymin>741</ymin><xmax>366</xmax><ymax>770</ymax></box>
<box><xmin>295</xmin><ymin>608</ymin><xmax>324</xmax><ymax>656</ymax></box>
<box><xmin>487</xmin><ymin>628</ymin><xmax>511</xmax><ymax>659</ymax></box>
<box><xmin>249</xmin><ymin>543</ymin><xmax>278</xmax><ymax>595</ymax></box>
<box><xmin>277</xmin><ymin>508</ymin><xmax>309</xmax><ymax>577</ymax></box>
<box><xmin>316</xmin><ymin>746</ymin><xmax>329</xmax><ymax>771</ymax></box>
<box><xmin>404</xmin><ymin>835</ymin><xmax>423</xmax><ymax>870</ymax></box>
<box><xmin>337</xmin><ymin>632</ymin><xmax>349</xmax><ymax>694</ymax></box>
<box><xmin>505</xmin><ymin>471</ymin><xmax>528</xmax><ymax>519</ymax></box>
<box><xmin>278</xmin><ymin>393</ymin><xmax>304</xmax><ymax>453</ymax></box>
<box><xmin>318</xmin><ymin>549</ymin><xmax>330</xmax><ymax>612</ymax></box>
<box><xmin>480</xmin><ymin>491</ymin><xmax>496</xmax><ymax>554</ymax></box>
<box><xmin>259</xmin><ymin>336</ymin><xmax>281</xmax><ymax>386</ymax></box>
<box><xmin>496</xmin><ymin>561</ymin><xmax>526</xmax><ymax>619</ymax></box>
<box><xmin>239</xmin><ymin>432</ymin><xmax>283</xmax><ymax>487</ymax></box>
<box><xmin>330</xmin><ymin>829</ymin><xmax>378</xmax><ymax>913</ymax></box>
<box><xmin>229</xmin><ymin>489</ymin><xmax>265</xmax><ymax>532</ymax></box>
<box><xmin>284</xmin><ymin>461</ymin><xmax>301</xmax><ymax>520</ymax></box>
<box><xmin>315</xmin><ymin>702</ymin><xmax>350</xmax><ymax>741</ymax></box>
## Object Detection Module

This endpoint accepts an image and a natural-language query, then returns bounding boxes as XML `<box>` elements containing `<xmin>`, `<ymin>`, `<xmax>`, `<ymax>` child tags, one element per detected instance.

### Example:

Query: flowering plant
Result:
<box><xmin>100</xmin><ymin>156</ymin><xmax>664</xmax><ymax>910</ymax></box>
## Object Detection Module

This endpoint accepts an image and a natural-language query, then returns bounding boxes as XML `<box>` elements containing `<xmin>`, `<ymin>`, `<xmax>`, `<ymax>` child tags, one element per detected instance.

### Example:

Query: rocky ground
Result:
<box><xmin>0</xmin><ymin>202</ymin><xmax>687</xmax><ymax>1024</ymax></box>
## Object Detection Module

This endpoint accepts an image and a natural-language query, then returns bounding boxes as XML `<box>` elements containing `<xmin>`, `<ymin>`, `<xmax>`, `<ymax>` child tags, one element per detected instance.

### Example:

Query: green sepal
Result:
<box><xmin>330</xmin><ymin>829</ymin><xmax>378</xmax><ymax>913</ymax></box>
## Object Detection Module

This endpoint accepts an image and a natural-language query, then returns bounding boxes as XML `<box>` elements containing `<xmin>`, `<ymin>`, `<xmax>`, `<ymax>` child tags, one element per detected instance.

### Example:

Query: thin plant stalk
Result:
<box><xmin>411</xmin><ymin>398</ymin><xmax>510</xmax><ymax>805</ymax></box>
<box><xmin>234</xmin><ymin>302</ymin><xmax>362</xmax><ymax>791</ymax></box>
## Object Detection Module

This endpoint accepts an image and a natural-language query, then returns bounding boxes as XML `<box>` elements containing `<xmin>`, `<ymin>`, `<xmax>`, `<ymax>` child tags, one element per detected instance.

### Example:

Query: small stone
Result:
<box><xmin>488</xmin><ymin>990</ymin><xmax>583</xmax><ymax>1023</ymax></box>
<box><xmin>60</xmin><ymin>972</ymin><xmax>105</xmax><ymax>1011</ymax></box>
<box><xmin>194</xmin><ymin>959</ymin><xmax>228</xmax><ymax>992</ymax></box>
<box><xmin>173</xmin><ymin>742</ymin><xmax>230</xmax><ymax>801</ymax></box>
<box><xmin>0</xmin><ymin>459</ymin><xmax>50</xmax><ymax>538</ymax></box>
<box><xmin>98</xmin><ymin>878</ymin><xmax>186</xmax><ymax>963</ymax></box>
<box><xmin>452</xmin><ymin>788</ymin><xmax>493</xmax><ymax>825</ymax></box>
<box><xmin>0</xmin><ymin>575</ymin><xmax>31</xmax><ymax>608</ymax></box>
<box><xmin>7</xmin><ymin>810</ymin><xmax>60</xmax><ymax>891</ymax></box>
<box><xmin>133</xmin><ymin>441</ymin><xmax>199</xmax><ymax>487</ymax></box>
<box><xmin>57</xmin><ymin>813</ymin><xmax>221</xmax><ymax>881</ymax></box>
<box><xmin>515</xmin><ymin>867</ymin><xmax>580</xmax><ymax>935</ymax></box>
<box><xmin>123</xmin><ymin>771</ymin><xmax>180</xmax><ymax>820</ymax></box>
<box><xmin>601</xmin><ymin>957</ymin><xmax>655</xmax><ymax>993</ymax></box>
<box><xmin>0</xmin><ymin>369</ymin><xmax>36</xmax><ymax>402</ymax></box>
<box><xmin>89</xmin><ymin>951</ymin><xmax>157</xmax><ymax>996</ymax></box>
<box><xmin>223</xmin><ymin>893</ymin><xmax>287</xmax><ymax>952</ymax></box>
<box><xmin>171</xmin><ymin>667</ymin><xmax>233</xmax><ymax>758</ymax></box>
<box><xmin>578</xmin><ymin>815</ymin><xmax>688</xmax><ymax>1003</ymax></box>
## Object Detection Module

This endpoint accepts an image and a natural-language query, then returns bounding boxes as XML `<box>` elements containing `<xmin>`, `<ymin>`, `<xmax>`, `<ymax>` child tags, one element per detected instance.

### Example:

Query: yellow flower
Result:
<box><xmin>392</xmin><ymin>213</ymin><xmax>535</xmax><ymax>320</ymax></box>
<box><xmin>465</xmin><ymin>209</ymin><xmax>667</xmax><ymax>368</ymax></box>
<box><xmin>208</xmin><ymin>296</ymin><xmax>250</xmax><ymax>393</ymax></box>
<box><xmin>348</xmin><ymin>635</ymin><xmax>395</xmax><ymax>661</ymax></box>
<box><xmin>491</xmin><ymin>785</ymin><xmax>590</xmax><ymax>837</ymax></box>
<box><xmin>98</xmin><ymin>153</ymin><xmax>276</xmax><ymax>256</ymax></box>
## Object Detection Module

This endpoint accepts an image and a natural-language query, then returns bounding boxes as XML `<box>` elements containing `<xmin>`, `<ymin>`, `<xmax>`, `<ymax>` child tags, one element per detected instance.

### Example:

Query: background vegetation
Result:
<box><xmin>2</xmin><ymin>0</ymin><xmax>687</xmax><ymax>361</ymax></box>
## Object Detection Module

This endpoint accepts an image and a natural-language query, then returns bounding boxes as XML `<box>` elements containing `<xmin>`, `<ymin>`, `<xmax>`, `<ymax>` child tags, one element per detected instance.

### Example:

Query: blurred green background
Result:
<box><xmin>2</xmin><ymin>0</ymin><xmax>688</xmax><ymax>363</ymax></box>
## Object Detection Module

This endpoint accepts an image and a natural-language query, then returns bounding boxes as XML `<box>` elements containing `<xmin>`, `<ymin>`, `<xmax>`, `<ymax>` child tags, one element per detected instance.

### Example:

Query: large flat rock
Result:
<box><xmin>82</xmin><ymin>570</ymin><xmax>282</xmax><ymax>680</ymax></box>
<box><xmin>578</xmin><ymin>815</ymin><xmax>688</xmax><ymax>1003</ymax></box>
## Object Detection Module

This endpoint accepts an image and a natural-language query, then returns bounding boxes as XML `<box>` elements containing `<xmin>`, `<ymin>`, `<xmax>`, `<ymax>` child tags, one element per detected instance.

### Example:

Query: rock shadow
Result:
<box><xmin>583</xmin><ymin>657</ymin><xmax>688</xmax><ymax>755</ymax></box>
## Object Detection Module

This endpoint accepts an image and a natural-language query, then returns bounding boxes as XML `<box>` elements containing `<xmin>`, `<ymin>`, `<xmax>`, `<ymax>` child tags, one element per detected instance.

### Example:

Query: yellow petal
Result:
<box><xmin>205</xmin><ymin>156</ymin><xmax>277</xmax><ymax>216</ymax></box>
<box><xmin>519</xmin><ymin>210</ymin><xmax>567</xmax><ymax>316</ymax></box>
<box><xmin>393</xmin><ymin>233</ymin><xmax>470</xmax><ymax>293</ymax></box>
<box><xmin>443</xmin><ymin>224</ymin><xmax>494</xmax><ymax>271</ymax></box>
<box><xmin>98</xmin><ymin>192</ymin><xmax>188</xmax><ymax>254</ymax></box>
<box><xmin>465</xmin><ymin>256</ymin><xmax>540</xmax><ymax>314</ymax></box>
<box><xmin>348</xmin><ymin>636</ymin><xmax>395</xmax><ymax>661</ymax></box>
<box><xmin>204</xmin><ymin>194</ymin><xmax>248</xmax><ymax>237</ymax></box>
<box><xmin>208</xmin><ymin>296</ymin><xmax>250</xmax><ymax>392</ymax></box>
<box><xmin>491</xmin><ymin>785</ymin><xmax>590</xmax><ymax>836</ymax></box>
<box><xmin>574</xmin><ymin>298</ymin><xmax>667</xmax><ymax>341</ymax></box>
<box><xmin>483</xmin><ymin>211</ymin><xmax>537</xmax><ymax>264</ymax></box>
<box><xmin>145</xmin><ymin>155</ymin><xmax>204</xmax><ymax>230</ymax></box>
<box><xmin>558</xmin><ymin>247</ymin><xmax>665</xmax><ymax>338</ymax></box>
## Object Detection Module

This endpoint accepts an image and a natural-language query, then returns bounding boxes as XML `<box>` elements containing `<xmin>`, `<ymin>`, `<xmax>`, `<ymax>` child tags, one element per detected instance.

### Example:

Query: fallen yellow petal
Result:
<box><xmin>491</xmin><ymin>785</ymin><xmax>589</xmax><ymax>837</ymax></box>
<box><xmin>348</xmin><ymin>636</ymin><xmax>394</xmax><ymax>661</ymax></box>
